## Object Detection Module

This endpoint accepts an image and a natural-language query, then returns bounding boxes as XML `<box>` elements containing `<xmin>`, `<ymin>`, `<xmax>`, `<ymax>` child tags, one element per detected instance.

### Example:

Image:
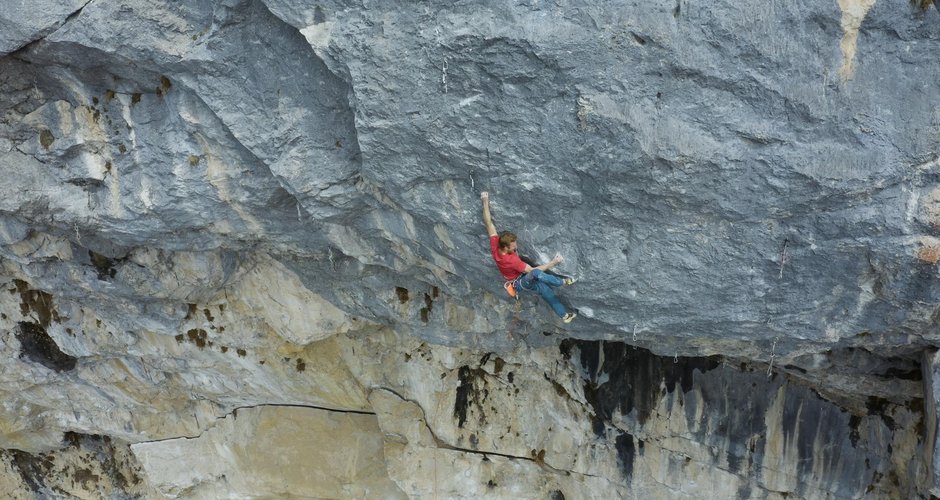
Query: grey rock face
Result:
<box><xmin>0</xmin><ymin>0</ymin><xmax>89</xmax><ymax>55</ymax></box>
<box><xmin>4</xmin><ymin>0</ymin><xmax>939</xmax><ymax>354</ymax></box>
<box><xmin>563</xmin><ymin>339</ymin><xmax>925</xmax><ymax>498</ymax></box>
<box><xmin>925</xmin><ymin>349</ymin><xmax>940</xmax><ymax>496</ymax></box>
<box><xmin>1</xmin><ymin>0</ymin><xmax>939</xmax><ymax>497</ymax></box>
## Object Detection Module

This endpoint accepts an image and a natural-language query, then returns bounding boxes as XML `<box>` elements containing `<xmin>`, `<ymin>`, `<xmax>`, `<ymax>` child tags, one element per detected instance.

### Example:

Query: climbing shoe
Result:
<box><xmin>563</xmin><ymin>277</ymin><xmax>578</xmax><ymax>286</ymax></box>
<box><xmin>562</xmin><ymin>312</ymin><xmax>577</xmax><ymax>323</ymax></box>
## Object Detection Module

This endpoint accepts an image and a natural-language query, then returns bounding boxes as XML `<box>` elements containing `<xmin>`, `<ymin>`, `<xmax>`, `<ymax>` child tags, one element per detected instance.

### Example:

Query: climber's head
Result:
<box><xmin>498</xmin><ymin>231</ymin><xmax>518</xmax><ymax>253</ymax></box>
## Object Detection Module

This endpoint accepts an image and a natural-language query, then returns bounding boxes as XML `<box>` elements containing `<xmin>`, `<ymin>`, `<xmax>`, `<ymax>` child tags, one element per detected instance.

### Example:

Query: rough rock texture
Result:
<box><xmin>1</xmin><ymin>0</ymin><xmax>940</xmax><ymax>497</ymax></box>
<box><xmin>0</xmin><ymin>0</ymin><xmax>90</xmax><ymax>56</ymax></box>
<box><xmin>0</xmin><ymin>432</ymin><xmax>150</xmax><ymax>498</ymax></box>
<box><xmin>131</xmin><ymin>405</ymin><xmax>405</xmax><ymax>498</ymax></box>
<box><xmin>925</xmin><ymin>348</ymin><xmax>940</xmax><ymax>496</ymax></box>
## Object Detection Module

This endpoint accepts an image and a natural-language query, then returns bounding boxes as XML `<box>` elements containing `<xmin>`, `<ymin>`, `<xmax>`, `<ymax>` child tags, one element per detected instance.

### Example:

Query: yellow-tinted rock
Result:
<box><xmin>131</xmin><ymin>406</ymin><xmax>405</xmax><ymax>499</ymax></box>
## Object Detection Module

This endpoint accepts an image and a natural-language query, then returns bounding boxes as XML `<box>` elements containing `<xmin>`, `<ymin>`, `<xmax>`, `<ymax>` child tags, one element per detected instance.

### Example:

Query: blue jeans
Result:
<box><xmin>516</xmin><ymin>269</ymin><xmax>567</xmax><ymax>317</ymax></box>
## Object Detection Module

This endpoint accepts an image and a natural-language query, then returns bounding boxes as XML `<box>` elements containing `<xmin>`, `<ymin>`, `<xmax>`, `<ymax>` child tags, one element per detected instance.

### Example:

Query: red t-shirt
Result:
<box><xmin>490</xmin><ymin>235</ymin><xmax>527</xmax><ymax>281</ymax></box>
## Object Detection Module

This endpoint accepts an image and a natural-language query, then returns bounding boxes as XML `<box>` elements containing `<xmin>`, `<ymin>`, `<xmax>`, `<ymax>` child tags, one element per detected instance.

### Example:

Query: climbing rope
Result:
<box><xmin>778</xmin><ymin>239</ymin><xmax>790</xmax><ymax>279</ymax></box>
<box><xmin>767</xmin><ymin>337</ymin><xmax>778</xmax><ymax>378</ymax></box>
<box><xmin>506</xmin><ymin>296</ymin><xmax>525</xmax><ymax>341</ymax></box>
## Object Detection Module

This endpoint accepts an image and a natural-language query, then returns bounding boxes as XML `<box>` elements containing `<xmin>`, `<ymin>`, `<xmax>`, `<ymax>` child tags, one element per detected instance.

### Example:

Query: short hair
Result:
<box><xmin>498</xmin><ymin>231</ymin><xmax>517</xmax><ymax>250</ymax></box>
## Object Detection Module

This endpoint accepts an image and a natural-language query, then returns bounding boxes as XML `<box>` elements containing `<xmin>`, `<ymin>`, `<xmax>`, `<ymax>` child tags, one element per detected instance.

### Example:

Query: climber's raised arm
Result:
<box><xmin>481</xmin><ymin>192</ymin><xmax>497</xmax><ymax>237</ymax></box>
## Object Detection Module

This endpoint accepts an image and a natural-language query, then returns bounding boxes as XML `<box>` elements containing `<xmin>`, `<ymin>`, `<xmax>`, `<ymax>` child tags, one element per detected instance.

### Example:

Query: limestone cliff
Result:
<box><xmin>1</xmin><ymin>0</ymin><xmax>939</xmax><ymax>498</ymax></box>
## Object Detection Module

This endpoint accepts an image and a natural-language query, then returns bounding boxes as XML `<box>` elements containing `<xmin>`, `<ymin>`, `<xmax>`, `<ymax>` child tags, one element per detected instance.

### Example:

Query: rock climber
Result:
<box><xmin>481</xmin><ymin>191</ymin><xmax>578</xmax><ymax>323</ymax></box>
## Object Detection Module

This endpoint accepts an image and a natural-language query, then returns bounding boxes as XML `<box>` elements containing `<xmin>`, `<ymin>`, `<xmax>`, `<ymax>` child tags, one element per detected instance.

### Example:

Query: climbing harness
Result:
<box><xmin>504</xmin><ymin>274</ymin><xmax>527</xmax><ymax>300</ymax></box>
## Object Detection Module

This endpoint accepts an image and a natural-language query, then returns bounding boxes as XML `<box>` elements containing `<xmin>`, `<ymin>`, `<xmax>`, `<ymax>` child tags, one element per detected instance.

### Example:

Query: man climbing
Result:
<box><xmin>481</xmin><ymin>191</ymin><xmax>578</xmax><ymax>323</ymax></box>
